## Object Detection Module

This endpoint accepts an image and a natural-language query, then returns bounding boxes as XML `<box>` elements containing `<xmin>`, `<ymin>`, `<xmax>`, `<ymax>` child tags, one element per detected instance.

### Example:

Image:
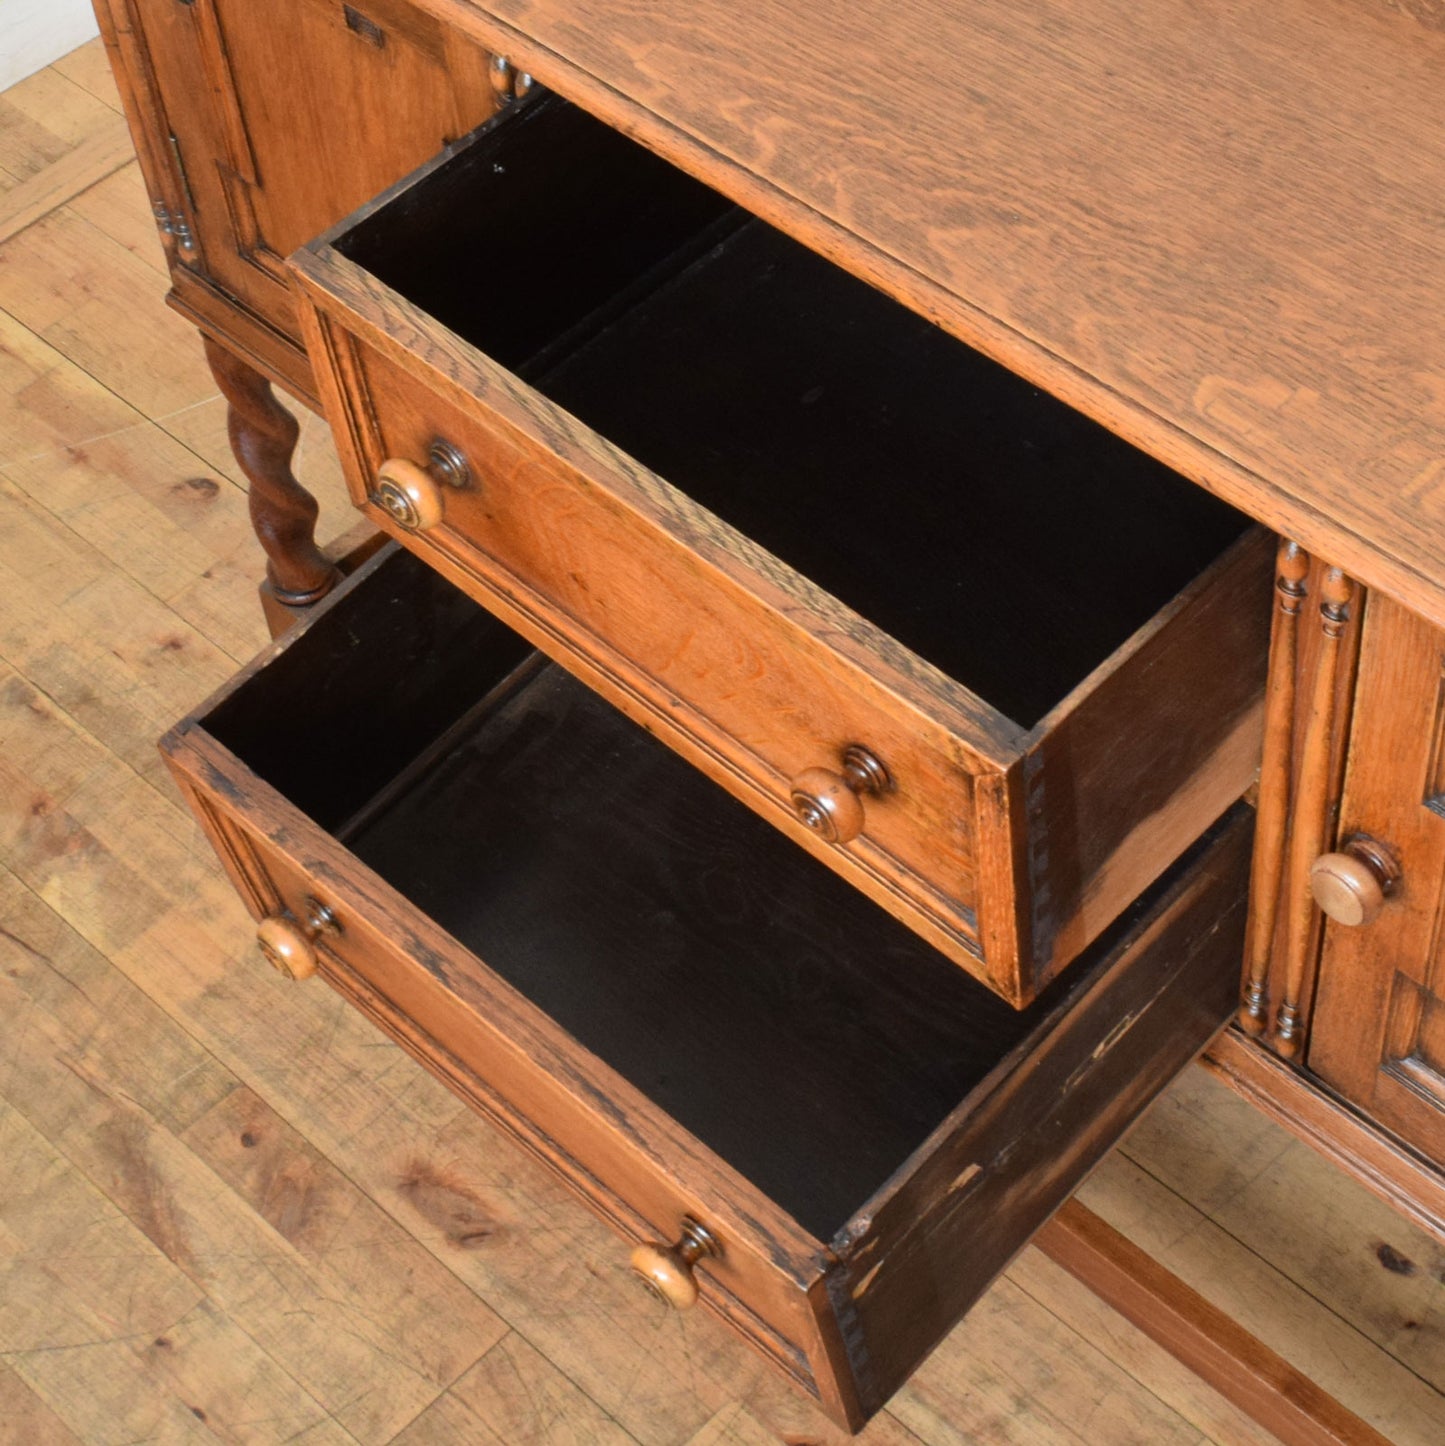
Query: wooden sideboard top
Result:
<box><xmin>420</xmin><ymin>0</ymin><xmax>1445</xmax><ymax>620</ymax></box>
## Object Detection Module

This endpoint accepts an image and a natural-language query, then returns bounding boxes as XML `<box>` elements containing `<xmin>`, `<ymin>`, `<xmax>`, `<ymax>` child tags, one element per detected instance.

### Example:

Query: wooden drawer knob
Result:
<box><xmin>789</xmin><ymin>744</ymin><xmax>891</xmax><ymax>844</ymax></box>
<box><xmin>372</xmin><ymin>443</ymin><xmax>469</xmax><ymax>533</ymax></box>
<box><xmin>255</xmin><ymin>898</ymin><xmax>338</xmax><ymax>980</ymax></box>
<box><xmin>1309</xmin><ymin>837</ymin><xmax>1398</xmax><ymax>927</ymax></box>
<box><xmin>629</xmin><ymin>1217</ymin><xmax>719</xmax><ymax>1310</ymax></box>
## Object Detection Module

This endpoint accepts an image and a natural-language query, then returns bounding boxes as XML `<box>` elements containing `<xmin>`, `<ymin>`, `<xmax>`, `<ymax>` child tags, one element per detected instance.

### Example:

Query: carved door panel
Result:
<box><xmin>1309</xmin><ymin>594</ymin><xmax>1445</xmax><ymax>1165</ymax></box>
<box><xmin>99</xmin><ymin>0</ymin><xmax>495</xmax><ymax>345</ymax></box>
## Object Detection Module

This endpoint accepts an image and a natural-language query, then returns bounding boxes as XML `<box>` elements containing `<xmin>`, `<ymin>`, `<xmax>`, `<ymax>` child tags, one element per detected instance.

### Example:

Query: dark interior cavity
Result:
<box><xmin>338</xmin><ymin>96</ymin><xmax>1251</xmax><ymax>726</ymax></box>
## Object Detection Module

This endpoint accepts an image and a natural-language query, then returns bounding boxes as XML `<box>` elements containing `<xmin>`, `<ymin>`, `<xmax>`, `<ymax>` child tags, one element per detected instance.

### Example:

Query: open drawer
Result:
<box><xmin>162</xmin><ymin>546</ymin><xmax>1250</xmax><ymax>1429</ymax></box>
<box><xmin>289</xmin><ymin>92</ymin><xmax>1271</xmax><ymax>1005</ymax></box>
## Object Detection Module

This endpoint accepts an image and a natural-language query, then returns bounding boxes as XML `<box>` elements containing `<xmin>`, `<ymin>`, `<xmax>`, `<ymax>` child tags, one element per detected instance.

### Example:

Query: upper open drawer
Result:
<box><xmin>289</xmin><ymin>91</ymin><xmax>1271</xmax><ymax>1005</ymax></box>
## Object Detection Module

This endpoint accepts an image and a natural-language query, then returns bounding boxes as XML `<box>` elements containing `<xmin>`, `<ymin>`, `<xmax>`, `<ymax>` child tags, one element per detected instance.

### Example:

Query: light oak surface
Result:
<box><xmin>416</xmin><ymin>0</ymin><xmax>1445</xmax><ymax>634</ymax></box>
<box><xmin>5</xmin><ymin>40</ymin><xmax>1445</xmax><ymax>1445</ymax></box>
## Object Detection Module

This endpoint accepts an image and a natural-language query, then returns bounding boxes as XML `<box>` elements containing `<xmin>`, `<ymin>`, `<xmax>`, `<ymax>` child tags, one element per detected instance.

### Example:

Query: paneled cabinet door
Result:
<box><xmin>98</xmin><ymin>0</ymin><xmax>494</xmax><ymax>347</ymax></box>
<box><xmin>1310</xmin><ymin>593</ymin><xmax>1445</xmax><ymax>1164</ymax></box>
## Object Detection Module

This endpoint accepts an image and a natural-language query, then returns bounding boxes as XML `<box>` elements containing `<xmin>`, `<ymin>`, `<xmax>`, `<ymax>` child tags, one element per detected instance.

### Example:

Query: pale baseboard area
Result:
<box><xmin>1</xmin><ymin>0</ymin><xmax>100</xmax><ymax>91</ymax></box>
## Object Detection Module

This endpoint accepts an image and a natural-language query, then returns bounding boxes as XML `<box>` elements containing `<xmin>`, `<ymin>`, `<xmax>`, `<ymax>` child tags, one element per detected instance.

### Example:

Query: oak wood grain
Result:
<box><xmin>415</xmin><ymin>0</ymin><xmax>1445</xmax><ymax>632</ymax></box>
<box><xmin>10</xmin><ymin>102</ymin><xmax>1437</xmax><ymax>1433</ymax></box>
<box><xmin>39</xmin><ymin>19</ymin><xmax>1445</xmax><ymax>1434</ymax></box>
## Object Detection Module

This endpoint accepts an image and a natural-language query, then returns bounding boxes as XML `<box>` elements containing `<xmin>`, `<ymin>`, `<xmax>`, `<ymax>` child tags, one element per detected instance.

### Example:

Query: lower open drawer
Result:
<box><xmin>161</xmin><ymin>546</ymin><xmax>1250</xmax><ymax>1429</ymax></box>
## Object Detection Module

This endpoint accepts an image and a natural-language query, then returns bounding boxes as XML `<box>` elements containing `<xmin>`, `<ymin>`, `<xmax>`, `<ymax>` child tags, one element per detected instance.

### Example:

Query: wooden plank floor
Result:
<box><xmin>3</xmin><ymin>40</ymin><xmax>1445</xmax><ymax>1446</ymax></box>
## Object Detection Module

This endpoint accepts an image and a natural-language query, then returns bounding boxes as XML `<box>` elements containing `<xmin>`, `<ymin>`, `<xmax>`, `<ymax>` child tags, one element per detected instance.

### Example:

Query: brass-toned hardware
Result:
<box><xmin>1310</xmin><ymin>835</ymin><xmax>1399</xmax><ymax>927</ymax></box>
<box><xmin>489</xmin><ymin>54</ymin><xmax>535</xmax><ymax>104</ymax></box>
<box><xmin>255</xmin><ymin>896</ymin><xmax>339</xmax><ymax>981</ymax></box>
<box><xmin>789</xmin><ymin>744</ymin><xmax>892</xmax><ymax>845</ymax></box>
<box><xmin>629</xmin><ymin>1217</ymin><xmax>720</xmax><ymax>1310</ymax></box>
<box><xmin>426</xmin><ymin>438</ymin><xmax>471</xmax><ymax>491</ymax></box>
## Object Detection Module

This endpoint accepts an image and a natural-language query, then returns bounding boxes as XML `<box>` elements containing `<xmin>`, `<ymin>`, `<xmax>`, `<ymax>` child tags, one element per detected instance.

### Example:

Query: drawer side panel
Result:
<box><xmin>830</xmin><ymin>810</ymin><xmax>1251</xmax><ymax>1414</ymax></box>
<box><xmin>1023</xmin><ymin>529</ymin><xmax>1272</xmax><ymax>985</ymax></box>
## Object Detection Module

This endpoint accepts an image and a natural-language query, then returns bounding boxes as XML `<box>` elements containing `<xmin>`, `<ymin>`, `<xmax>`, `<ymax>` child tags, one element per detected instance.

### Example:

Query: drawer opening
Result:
<box><xmin>203</xmin><ymin>549</ymin><xmax>1109</xmax><ymax>1240</ymax></box>
<box><xmin>336</xmin><ymin>95</ymin><xmax>1253</xmax><ymax>728</ymax></box>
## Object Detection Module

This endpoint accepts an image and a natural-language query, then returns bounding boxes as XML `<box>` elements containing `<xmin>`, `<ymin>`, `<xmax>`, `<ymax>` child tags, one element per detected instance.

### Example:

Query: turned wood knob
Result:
<box><xmin>255</xmin><ymin>898</ymin><xmax>338</xmax><ymax>981</ymax></box>
<box><xmin>629</xmin><ymin>1218</ymin><xmax>720</xmax><ymax>1310</ymax></box>
<box><xmin>373</xmin><ymin>457</ymin><xmax>445</xmax><ymax>532</ymax></box>
<box><xmin>1309</xmin><ymin>837</ymin><xmax>1398</xmax><ymax>927</ymax></box>
<box><xmin>789</xmin><ymin>744</ymin><xmax>892</xmax><ymax>844</ymax></box>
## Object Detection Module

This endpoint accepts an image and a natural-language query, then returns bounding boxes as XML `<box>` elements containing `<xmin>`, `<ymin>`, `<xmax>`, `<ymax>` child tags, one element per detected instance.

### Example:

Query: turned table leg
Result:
<box><xmin>203</xmin><ymin>335</ymin><xmax>342</xmax><ymax>618</ymax></box>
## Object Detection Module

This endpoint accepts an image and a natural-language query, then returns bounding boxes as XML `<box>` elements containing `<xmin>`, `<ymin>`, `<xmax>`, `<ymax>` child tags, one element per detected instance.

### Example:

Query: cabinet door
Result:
<box><xmin>99</xmin><ymin>0</ymin><xmax>494</xmax><ymax>348</ymax></box>
<box><xmin>1309</xmin><ymin>593</ymin><xmax>1445</xmax><ymax>1164</ymax></box>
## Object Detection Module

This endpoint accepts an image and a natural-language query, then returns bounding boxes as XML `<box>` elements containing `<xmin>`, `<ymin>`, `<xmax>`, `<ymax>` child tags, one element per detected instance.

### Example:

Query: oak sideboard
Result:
<box><xmin>94</xmin><ymin>0</ymin><xmax>1445</xmax><ymax>1435</ymax></box>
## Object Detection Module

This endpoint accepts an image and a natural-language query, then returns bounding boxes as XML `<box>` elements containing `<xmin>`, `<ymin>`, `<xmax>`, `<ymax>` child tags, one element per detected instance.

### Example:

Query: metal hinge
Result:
<box><xmin>152</xmin><ymin>132</ymin><xmax>198</xmax><ymax>253</ymax></box>
<box><xmin>168</xmin><ymin>132</ymin><xmax>197</xmax><ymax>213</ymax></box>
<box><xmin>152</xmin><ymin>199</ymin><xmax>196</xmax><ymax>253</ymax></box>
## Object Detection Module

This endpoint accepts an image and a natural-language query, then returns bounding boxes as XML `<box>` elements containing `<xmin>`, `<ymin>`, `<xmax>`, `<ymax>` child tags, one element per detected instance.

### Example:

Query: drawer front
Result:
<box><xmin>164</xmin><ymin>740</ymin><xmax>836</xmax><ymax>1407</ymax></box>
<box><xmin>168</xmin><ymin>708</ymin><xmax>1250</xmax><ymax>1426</ymax></box>
<box><xmin>161</xmin><ymin>547</ymin><xmax>1254</xmax><ymax>1429</ymax></box>
<box><xmin>325</xmin><ymin>334</ymin><xmax>985</xmax><ymax>951</ymax></box>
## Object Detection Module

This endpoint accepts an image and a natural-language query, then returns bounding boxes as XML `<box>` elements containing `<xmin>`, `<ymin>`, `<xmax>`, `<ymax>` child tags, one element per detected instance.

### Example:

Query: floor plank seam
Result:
<box><xmin>6</xmin><ymin>36</ymin><xmax>1445</xmax><ymax>1445</ymax></box>
<box><xmin>0</xmin><ymin>116</ymin><xmax>134</xmax><ymax>245</ymax></box>
<box><xmin>0</xmin><ymin>469</ymin><xmax>266</xmax><ymax>667</ymax></box>
<box><xmin>1004</xmin><ymin>1266</ymin><xmax>1225</xmax><ymax>1445</ymax></box>
<box><xmin>1118</xmin><ymin>1151</ymin><xmax>1445</xmax><ymax>1398</ymax></box>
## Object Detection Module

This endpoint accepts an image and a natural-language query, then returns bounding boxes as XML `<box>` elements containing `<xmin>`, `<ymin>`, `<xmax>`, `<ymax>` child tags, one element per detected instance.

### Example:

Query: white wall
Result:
<box><xmin>1</xmin><ymin>0</ymin><xmax>100</xmax><ymax>92</ymax></box>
